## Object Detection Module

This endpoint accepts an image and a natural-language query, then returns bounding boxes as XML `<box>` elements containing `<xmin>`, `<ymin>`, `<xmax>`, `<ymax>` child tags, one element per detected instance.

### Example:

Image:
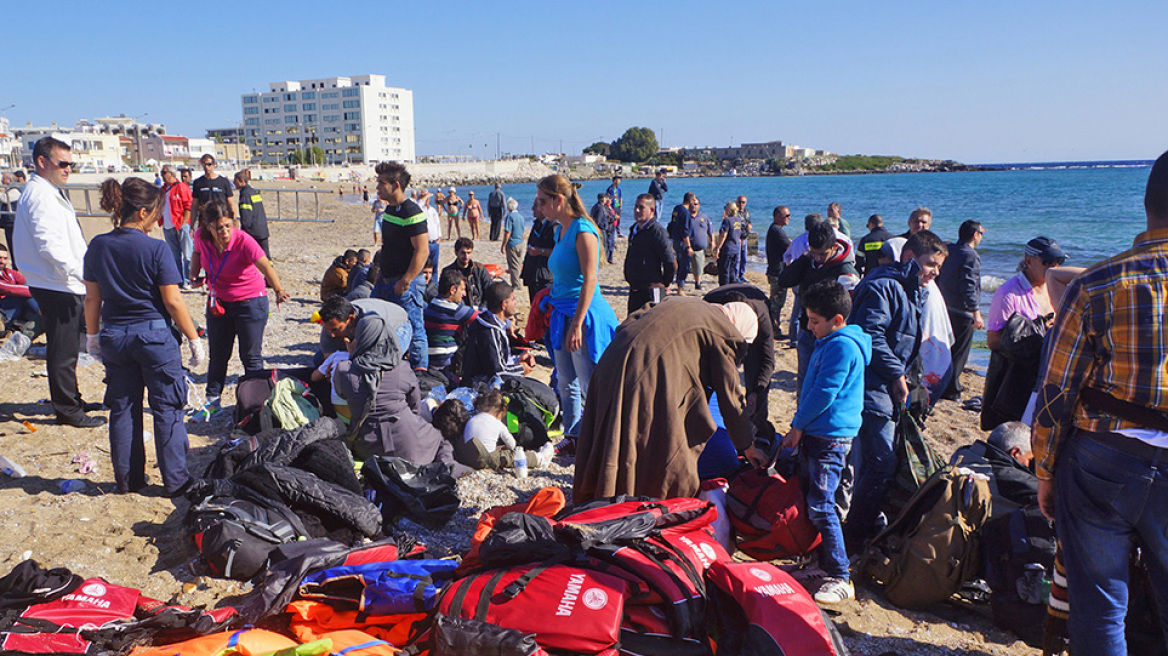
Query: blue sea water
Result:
<box><xmin>460</xmin><ymin>164</ymin><xmax>1154</xmax><ymax>368</ymax></box>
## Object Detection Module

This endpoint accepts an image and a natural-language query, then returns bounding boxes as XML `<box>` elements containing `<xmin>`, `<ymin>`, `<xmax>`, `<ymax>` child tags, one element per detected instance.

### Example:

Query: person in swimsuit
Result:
<box><xmin>445</xmin><ymin>188</ymin><xmax>463</xmax><ymax>238</ymax></box>
<box><xmin>464</xmin><ymin>190</ymin><xmax>483</xmax><ymax>241</ymax></box>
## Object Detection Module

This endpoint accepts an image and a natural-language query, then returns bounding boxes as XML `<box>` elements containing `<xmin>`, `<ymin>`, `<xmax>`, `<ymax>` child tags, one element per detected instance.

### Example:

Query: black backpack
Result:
<box><xmin>187</xmin><ymin>490</ymin><xmax>310</xmax><ymax>581</ymax></box>
<box><xmin>981</xmin><ymin>504</ymin><xmax>1056</xmax><ymax>647</ymax></box>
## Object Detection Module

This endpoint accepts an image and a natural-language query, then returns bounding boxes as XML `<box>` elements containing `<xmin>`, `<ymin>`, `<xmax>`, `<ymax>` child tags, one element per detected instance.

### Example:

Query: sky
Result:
<box><xmin>3</xmin><ymin>0</ymin><xmax>1165</xmax><ymax>164</ymax></box>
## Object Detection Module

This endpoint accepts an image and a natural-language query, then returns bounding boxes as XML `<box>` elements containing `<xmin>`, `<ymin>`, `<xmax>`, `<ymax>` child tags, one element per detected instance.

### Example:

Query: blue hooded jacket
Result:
<box><xmin>848</xmin><ymin>259</ymin><xmax>926</xmax><ymax>417</ymax></box>
<box><xmin>793</xmin><ymin>324</ymin><xmax>872</xmax><ymax>438</ymax></box>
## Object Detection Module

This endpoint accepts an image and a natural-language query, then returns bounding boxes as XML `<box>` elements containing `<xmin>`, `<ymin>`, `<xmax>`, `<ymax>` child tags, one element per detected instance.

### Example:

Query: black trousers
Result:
<box><xmin>628</xmin><ymin>287</ymin><xmax>653</xmax><ymax>316</ymax></box>
<box><xmin>488</xmin><ymin>208</ymin><xmax>503</xmax><ymax>241</ymax></box>
<box><xmin>945</xmin><ymin>309</ymin><xmax>976</xmax><ymax>399</ymax></box>
<box><xmin>30</xmin><ymin>287</ymin><xmax>85</xmax><ymax>420</ymax></box>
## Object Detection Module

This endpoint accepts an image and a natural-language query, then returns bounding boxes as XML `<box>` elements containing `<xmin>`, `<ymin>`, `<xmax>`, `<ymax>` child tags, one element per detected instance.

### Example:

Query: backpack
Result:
<box><xmin>980</xmin><ymin>504</ymin><xmax>1056</xmax><ymax>647</ymax></box>
<box><xmin>0</xmin><ymin>577</ymin><xmax>139</xmax><ymax>655</ymax></box>
<box><xmin>706</xmin><ymin>560</ymin><xmax>848</xmax><ymax>656</ymax></box>
<box><xmin>187</xmin><ymin>491</ymin><xmax>311</xmax><ymax>581</ymax></box>
<box><xmin>437</xmin><ymin>563</ymin><xmax>627</xmax><ymax>656</ymax></box>
<box><xmin>234</xmin><ymin>370</ymin><xmax>323</xmax><ymax>435</ymax></box>
<box><xmin>361</xmin><ymin>457</ymin><xmax>460</xmax><ymax>529</ymax></box>
<box><xmin>881</xmin><ymin>411</ymin><xmax>946</xmax><ymax>522</ymax></box>
<box><xmin>500</xmin><ymin>375</ymin><xmax>560</xmax><ymax>429</ymax></box>
<box><xmin>430</xmin><ymin>614</ymin><xmax>547</xmax><ymax>656</ymax></box>
<box><xmin>862</xmin><ymin>465</ymin><xmax>992</xmax><ymax>609</ymax></box>
<box><xmin>724</xmin><ymin>467</ymin><xmax>821</xmax><ymax>561</ymax></box>
<box><xmin>298</xmin><ymin>559</ymin><xmax>460</xmax><ymax>615</ymax></box>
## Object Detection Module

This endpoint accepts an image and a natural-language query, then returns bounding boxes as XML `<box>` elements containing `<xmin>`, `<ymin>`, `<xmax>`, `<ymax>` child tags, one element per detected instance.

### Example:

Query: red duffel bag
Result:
<box><xmin>437</xmin><ymin>563</ymin><xmax>627</xmax><ymax>656</ymax></box>
<box><xmin>725</xmin><ymin>467</ymin><xmax>821</xmax><ymax>560</ymax></box>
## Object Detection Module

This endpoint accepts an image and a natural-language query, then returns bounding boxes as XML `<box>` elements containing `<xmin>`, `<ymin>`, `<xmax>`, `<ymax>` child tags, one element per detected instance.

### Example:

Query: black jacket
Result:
<box><xmin>950</xmin><ymin>440</ymin><xmax>1038</xmax><ymax>517</ymax></box>
<box><xmin>773</xmin><ymin>237</ymin><xmax>860</xmax><ymax>328</ymax></box>
<box><xmin>441</xmin><ymin>260</ymin><xmax>494</xmax><ymax>310</ymax></box>
<box><xmin>462</xmin><ymin>311</ymin><xmax>523</xmax><ymax>381</ymax></box>
<box><xmin>936</xmin><ymin>241</ymin><xmax>981</xmax><ymax>315</ymax></box>
<box><xmin>624</xmin><ymin>220</ymin><xmax>676</xmax><ymax>288</ymax></box>
<box><xmin>237</xmin><ymin>184</ymin><xmax>269</xmax><ymax>240</ymax></box>
<box><xmin>856</xmin><ymin>226</ymin><xmax>893</xmax><ymax>276</ymax></box>
<box><xmin>703</xmin><ymin>283</ymin><xmax>775</xmax><ymax>411</ymax></box>
<box><xmin>765</xmin><ymin>224</ymin><xmax>791</xmax><ymax>276</ymax></box>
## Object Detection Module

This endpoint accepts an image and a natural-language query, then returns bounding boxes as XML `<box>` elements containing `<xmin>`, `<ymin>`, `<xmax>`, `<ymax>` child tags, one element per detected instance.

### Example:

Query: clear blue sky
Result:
<box><xmin>4</xmin><ymin>0</ymin><xmax>1164</xmax><ymax>163</ymax></box>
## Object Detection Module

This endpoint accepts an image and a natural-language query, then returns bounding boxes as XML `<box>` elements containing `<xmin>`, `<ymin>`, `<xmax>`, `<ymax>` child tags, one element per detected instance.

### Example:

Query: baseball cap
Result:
<box><xmin>1024</xmin><ymin>236</ymin><xmax>1067</xmax><ymax>264</ymax></box>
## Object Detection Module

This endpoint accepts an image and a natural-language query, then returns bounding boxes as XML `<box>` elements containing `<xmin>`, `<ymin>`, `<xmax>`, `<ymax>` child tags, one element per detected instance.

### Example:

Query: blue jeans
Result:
<box><xmin>428</xmin><ymin>241</ymin><xmax>440</xmax><ymax>270</ymax></box>
<box><xmin>0</xmin><ymin>295</ymin><xmax>39</xmax><ymax>324</ymax></box>
<box><xmin>788</xmin><ymin>292</ymin><xmax>802</xmax><ymax>344</ymax></box>
<box><xmin>738</xmin><ymin>242</ymin><xmax>748</xmax><ymax>280</ymax></box>
<box><xmin>801</xmin><ymin>435</ymin><xmax>852</xmax><ymax>579</ymax></box>
<box><xmin>1055</xmin><ymin>431</ymin><xmax>1168</xmax><ymax>656</ymax></box>
<box><xmin>843</xmin><ymin>408</ymin><xmax>897</xmax><ymax>552</ymax></box>
<box><xmin>674</xmin><ymin>242</ymin><xmax>690</xmax><ymax>287</ymax></box>
<box><xmin>551</xmin><ymin>343</ymin><xmax>595</xmax><ymax>437</ymax></box>
<box><xmin>100</xmin><ymin>321</ymin><xmax>190</xmax><ymax>494</ymax></box>
<box><xmin>205</xmin><ymin>295</ymin><xmax>268</xmax><ymax>399</ymax></box>
<box><xmin>163</xmin><ymin>224</ymin><xmax>193</xmax><ymax>281</ymax></box>
<box><xmin>378</xmin><ymin>274</ymin><xmax>428</xmax><ymax>370</ymax></box>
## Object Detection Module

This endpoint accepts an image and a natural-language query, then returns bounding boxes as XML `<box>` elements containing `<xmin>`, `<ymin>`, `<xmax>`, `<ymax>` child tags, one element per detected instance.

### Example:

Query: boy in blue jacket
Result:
<box><xmin>784</xmin><ymin>279</ymin><xmax>871</xmax><ymax>604</ymax></box>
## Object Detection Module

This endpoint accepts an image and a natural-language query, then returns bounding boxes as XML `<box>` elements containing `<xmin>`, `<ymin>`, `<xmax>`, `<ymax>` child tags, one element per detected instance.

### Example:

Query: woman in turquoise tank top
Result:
<box><xmin>535</xmin><ymin>175</ymin><xmax>618</xmax><ymax>444</ymax></box>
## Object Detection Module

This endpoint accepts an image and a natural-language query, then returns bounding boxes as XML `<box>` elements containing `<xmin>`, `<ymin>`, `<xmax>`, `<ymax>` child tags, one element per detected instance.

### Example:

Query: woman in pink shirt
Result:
<box><xmin>189</xmin><ymin>200</ymin><xmax>290</xmax><ymax>414</ymax></box>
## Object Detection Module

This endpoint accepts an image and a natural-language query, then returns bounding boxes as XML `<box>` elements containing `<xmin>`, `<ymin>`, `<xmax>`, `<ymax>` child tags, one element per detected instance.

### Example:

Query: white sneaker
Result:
<box><xmin>813</xmin><ymin>577</ymin><xmax>855</xmax><ymax>605</ymax></box>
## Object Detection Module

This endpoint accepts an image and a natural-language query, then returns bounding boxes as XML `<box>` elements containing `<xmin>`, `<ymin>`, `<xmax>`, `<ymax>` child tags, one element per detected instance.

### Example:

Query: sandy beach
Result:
<box><xmin>0</xmin><ymin>180</ymin><xmax>1039</xmax><ymax>655</ymax></box>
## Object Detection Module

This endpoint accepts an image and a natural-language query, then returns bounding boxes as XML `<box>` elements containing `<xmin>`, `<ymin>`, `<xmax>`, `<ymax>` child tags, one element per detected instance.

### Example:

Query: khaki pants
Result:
<box><xmin>506</xmin><ymin>245</ymin><xmax>523</xmax><ymax>288</ymax></box>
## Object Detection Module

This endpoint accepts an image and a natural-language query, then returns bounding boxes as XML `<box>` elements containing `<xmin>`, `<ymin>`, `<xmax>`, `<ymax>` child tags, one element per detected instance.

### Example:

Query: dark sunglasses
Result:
<box><xmin>47</xmin><ymin>158</ymin><xmax>73</xmax><ymax>170</ymax></box>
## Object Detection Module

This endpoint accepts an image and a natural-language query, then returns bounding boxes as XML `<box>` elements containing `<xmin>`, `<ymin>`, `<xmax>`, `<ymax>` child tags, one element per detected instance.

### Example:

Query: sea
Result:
<box><xmin>449</xmin><ymin>161</ymin><xmax>1156</xmax><ymax>369</ymax></box>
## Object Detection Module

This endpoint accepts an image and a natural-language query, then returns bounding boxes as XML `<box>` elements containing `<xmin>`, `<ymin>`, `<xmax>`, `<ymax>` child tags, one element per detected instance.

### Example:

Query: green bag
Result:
<box><xmin>880</xmin><ymin>411</ymin><xmax>946</xmax><ymax>522</ymax></box>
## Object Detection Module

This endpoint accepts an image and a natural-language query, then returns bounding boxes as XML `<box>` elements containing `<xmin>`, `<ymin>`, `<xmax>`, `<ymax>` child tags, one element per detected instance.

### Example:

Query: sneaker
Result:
<box><xmin>555</xmin><ymin>436</ymin><xmax>577</xmax><ymax>456</ymax></box>
<box><xmin>813</xmin><ymin>577</ymin><xmax>855</xmax><ymax>605</ymax></box>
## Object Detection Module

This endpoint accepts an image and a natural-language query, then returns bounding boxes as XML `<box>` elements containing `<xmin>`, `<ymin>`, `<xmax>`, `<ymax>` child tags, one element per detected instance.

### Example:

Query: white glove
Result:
<box><xmin>86</xmin><ymin>334</ymin><xmax>102</xmax><ymax>362</ymax></box>
<box><xmin>188</xmin><ymin>338</ymin><xmax>206</xmax><ymax>368</ymax></box>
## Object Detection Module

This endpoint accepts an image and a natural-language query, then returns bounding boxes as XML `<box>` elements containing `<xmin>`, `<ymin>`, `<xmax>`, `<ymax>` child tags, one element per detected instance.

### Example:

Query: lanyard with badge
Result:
<box><xmin>206</xmin><ymin>246</ymin><xmax>231</xmax><ymax>317</ymax></box>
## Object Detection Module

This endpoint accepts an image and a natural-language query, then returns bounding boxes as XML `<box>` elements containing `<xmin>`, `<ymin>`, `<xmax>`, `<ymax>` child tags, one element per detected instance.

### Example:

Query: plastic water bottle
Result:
<box><xmin>0</xmin><ymin>456</ymin><xmax>26</xmax><ymax>478</ymax></box>
<box><xmin>513</xmin><ymin>447</ymin><xmax>528</xmax><ymax>480</ymax></box>
<box><xmin>58</xmin><ymin>479</ymin><xmax>86</xmax><ymax>494</ymax></box>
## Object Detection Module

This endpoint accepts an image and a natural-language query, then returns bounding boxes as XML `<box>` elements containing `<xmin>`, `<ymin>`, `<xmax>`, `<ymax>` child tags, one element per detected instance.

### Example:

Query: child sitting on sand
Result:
<box><xmin>431</xmin><ymin>392</ymin><xmax>552</xmax><ymax>472</ymax></box>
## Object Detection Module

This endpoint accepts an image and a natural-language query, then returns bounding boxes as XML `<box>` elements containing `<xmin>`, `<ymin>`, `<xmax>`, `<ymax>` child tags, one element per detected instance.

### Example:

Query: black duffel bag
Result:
<box><xmin>362</xmin><ymin>456</ymin><xmax>460</xmax><ymax>529</ymax></box>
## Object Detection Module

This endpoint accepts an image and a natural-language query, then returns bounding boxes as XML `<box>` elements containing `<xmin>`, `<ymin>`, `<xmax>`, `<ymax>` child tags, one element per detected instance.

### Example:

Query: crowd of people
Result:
<box><xmin>4</xmin><ymin>137</ymin><xmax>1168</xmax><ymax>655</ymax></box>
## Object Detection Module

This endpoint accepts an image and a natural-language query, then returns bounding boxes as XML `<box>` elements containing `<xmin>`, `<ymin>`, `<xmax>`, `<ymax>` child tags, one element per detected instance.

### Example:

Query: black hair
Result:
<box><xmin>868</xmin><ymin>214</ymin><xmax>883</xmax><ymax>227</ymax></box>
<box><xmin>958</xmin><ymin>220</ymin><xmax>983</xmax><ymax>243</ymax></box>
<box><xmin>357</xmin><ymin>248</ymin><xmax>372</xmax><ymax>262</ymax></box>
<box><xmin>683</xmin><ymin>192</ymin><xmax>696</xmax><ymax>204</ymax></box>
<box><xmin>484</xmin><ymin>281</ymin><xmax>513</xmax><ymax>313</ymax></box>
<box><xmin>438</xmin><ymin>268</ymin><xmax>464</xmax><ymax>297</ymax></box>
<box><xmin>32</xmin><ymin>136</ymin><xmax>70</xmax><ymax>167</ymax></box>
<box><xmin>197</xmin><ymin>199</ymin><xmax>233</xmax><ymax>242</ymax></box>
<box><xmin>807</xmin><ymin>221</ymin><xmax>836</xmax><ymax>249</ymax></box>
<box><xmin>431</xmin><ymin>398</ymin><xmax>469</xmax><ymax>442</ymax></box>
<box><xmin>343</xmin><ymin>249</ymin><xmax>358</xmax><ymax>261</ymax></box>
<box><xmin>319</xmin><ymin>295</ymin><xmax>354</xmax><ymax>323</ymax></box>
<box><xmin>802</xmin><ymin>280</ymin><xmax>852</xmax><ymax>322</ymax></box>
<box><xmin>803</xmin><ymin>212</ymin><xmax>823</xmax><ymax>231</ymax></box>
<box><xmin>374</xmin><ymin>161</ymin><xmax>411</xmax><ymax>189</ymax></box>
<box><xmin>12</xmin><ymin>170</ymin><xmax>26</xmax><ymax>181</ymax></box>
<box><xmin>454</xmin><ymin>236</ymin><xmax>474</xmax><ymax>253</ymax></box>
<box><xmin>1146</xmin><ymin>150</ymin><xmax>1168</xmax><ymax>221</ymax></box>
<box><xmin>904</xmin><ymin>229</ymin><xmax>947</xmax><ymax>259</ymax></box>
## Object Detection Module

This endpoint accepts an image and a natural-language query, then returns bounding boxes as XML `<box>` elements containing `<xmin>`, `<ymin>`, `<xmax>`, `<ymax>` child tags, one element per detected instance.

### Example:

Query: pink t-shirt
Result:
<box><xmin>195</xmin><ymin>228</ymin><xmax>267</xmax><ymax>302</ymax></box>
<box><xmin>986</xmin><ymin>272</ymin><xmax>1042</xmax><ymax>332</ymax></box>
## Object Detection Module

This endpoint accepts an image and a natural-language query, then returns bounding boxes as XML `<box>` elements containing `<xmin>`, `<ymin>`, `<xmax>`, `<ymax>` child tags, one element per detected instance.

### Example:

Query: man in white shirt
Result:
<box><xmin>13</xmin><ymin>137</ymin><xmax>105</xmax><ymax>428</ymax></box>
<box><xmin>417</xmin><ymin>188</ymin><xmax>442</xmax><ymax>269</ymax></box>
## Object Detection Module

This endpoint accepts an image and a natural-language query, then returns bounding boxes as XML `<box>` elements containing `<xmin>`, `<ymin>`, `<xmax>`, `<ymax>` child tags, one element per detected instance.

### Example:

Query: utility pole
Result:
<box><xmin>496</xmin><ymin>132</ymin><xmax>500</xmax><ymax>161</ymax></box>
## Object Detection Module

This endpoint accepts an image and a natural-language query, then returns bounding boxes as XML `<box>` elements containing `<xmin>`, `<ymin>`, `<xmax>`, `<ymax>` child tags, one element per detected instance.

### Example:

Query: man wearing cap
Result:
<box><xmin>936</xmin><ymin>220</ymin><xmax>986</xmax><ymax>401</ymax></box>
<box><xmin>573</xmin><ymin>297</ymin><xmax>758</xmax><ymax>502</ymax></box>
<box><xmin>981</xmin><ymin>235</ymin><xmax>1065</xmax><ymax>430</ymax></box>
<box><xmin>1033</xmin><ymin>151</ymin><xmax>1168</xmax><ymax>655</ymax></box>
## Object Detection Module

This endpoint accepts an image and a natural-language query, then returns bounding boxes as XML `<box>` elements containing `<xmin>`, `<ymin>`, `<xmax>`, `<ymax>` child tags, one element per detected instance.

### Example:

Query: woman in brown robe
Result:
<box><xmin>573</xmin><ymin>297</ymin><xmax>758</xmax><ymax>501</ymax></box>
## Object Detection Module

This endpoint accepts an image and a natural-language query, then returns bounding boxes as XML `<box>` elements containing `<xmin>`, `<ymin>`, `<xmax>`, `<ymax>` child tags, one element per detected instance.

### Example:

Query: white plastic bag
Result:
<box><xmin>699</xmin><ymin>477</ymin><xmax>736</xmax><ymax>554</ymax></box>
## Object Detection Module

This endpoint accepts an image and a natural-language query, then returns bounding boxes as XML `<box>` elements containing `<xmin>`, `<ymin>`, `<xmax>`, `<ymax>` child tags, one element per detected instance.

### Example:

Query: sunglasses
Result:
<box><xmin>48</xmin><ymin>158</ymin><xmax>73</xmax><ymax>170</ymax></box>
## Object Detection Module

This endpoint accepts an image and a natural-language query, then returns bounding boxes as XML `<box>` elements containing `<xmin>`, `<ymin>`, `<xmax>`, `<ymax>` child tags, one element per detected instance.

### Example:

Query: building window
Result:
<box><xmin>342</xmin><ymin>88</ymin><xmax>359</xmax><ymax>97</ymax></box>
<box><xmin>243</xmin><ymin>96</ymin><xmax>258</xmax><ymax>104</ymax></box>
<box><xmin>301</xmin><ymin>91</ymin><xmax>316</xmax><ymax>100</ymax></box>
<box><xmin>346</xmin><ymin>135</ymin><xmax>360</xmax><ymax>143</ymax></box>
<box><xmin>264</xmin><ymin>96</ymin><xmax>278</xmax><ymax>103</ymax></box>
<box><xmin>342</xmin><ymin>100</ymin><xmax>360</xmax><ymax>109</ymax></box>
<box><xmin>322</xmin><ymin>103</ymin><xmax>339</xmax><ymax>110</ymax></box>
<box><xmin>283</xmin><ymin>92</ymin><xmax>296</xmax><ymax>101</ymax></box>
<box><xmin>244</xmin><ymin>106</ymin><xmax>259</xmax><ymax>115</ymax></box>
<box><xmin>302</xmin><ymin>103</ymin><xmax>316</xmax><ymax>111</ymax></box>
<box><xmin>322</xmin><ymin>92</ymin><xmax>338</xmax><ymax>98</ymax></box>
<box><xmin>345</xmin><ymin>123</ymin><xmax>360</xmax><ymax>132</ymax></box>
<box><xmin>303</xmin><ymin>114</ymin><xmax>317</xmax><ymax>122</ymax></box>
<box><xmin>244</xmin><ymin>118</ymin><xmax>259</xmax><ymax>126</ymax></box>
<box><xmin>323</xmin><ymin>115</ymin><xmax>339</xmax><ymax>123</ymax></box>
<box><xmin>284</xmin><ymin>104</ymin><xmax>296</xmax><ymax>112</ymax></box>
<box><xmin>284</xmin><ymin>115</ymin><xmax>298</xmax><ymax>123</ymax></box>
<box><xmin>343</xmin><ymin>112</ymin><xmax>360</xmax><ymax>120</ymax></box>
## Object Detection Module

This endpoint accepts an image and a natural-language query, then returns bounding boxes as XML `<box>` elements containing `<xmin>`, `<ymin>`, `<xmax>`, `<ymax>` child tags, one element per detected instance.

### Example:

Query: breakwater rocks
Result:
<box><xmin>411</xmin><ymin>160</ymin><xmax>558</xmax><ymax>187</ymax></box>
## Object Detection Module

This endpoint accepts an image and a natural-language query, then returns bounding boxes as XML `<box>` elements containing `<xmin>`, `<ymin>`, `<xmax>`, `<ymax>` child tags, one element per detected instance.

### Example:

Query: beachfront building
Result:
<box><xmin>215</xmin><ymin>142</ymin><xmax>252</xmax><ymax>168</ymax></box>
<box><xmin>242</xmin><ymin>75</ymin><xmax>415</xmax><ymax>166</ymax></box>
<box><xmin>16</xmin><ymin>122</ymin><xmax>125</xmax><ymax>172</ymax></box>
<box><xmin>0</xmin><ymin>118</ymin><xmax>18</xmax><ymax>169</ymax></box>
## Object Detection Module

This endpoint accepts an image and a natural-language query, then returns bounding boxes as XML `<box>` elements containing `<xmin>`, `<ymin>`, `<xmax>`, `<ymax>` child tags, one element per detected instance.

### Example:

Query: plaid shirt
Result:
<box><xmin>1032</xmin><ymin>227</ymin><xmax>1168</xmax><ymax>479</ymax></box>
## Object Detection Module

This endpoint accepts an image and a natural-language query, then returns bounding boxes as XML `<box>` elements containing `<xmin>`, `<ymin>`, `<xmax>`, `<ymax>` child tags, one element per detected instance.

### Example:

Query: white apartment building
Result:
<box><xmin>242</xmin><ymin>74</ymin><xmax>415</xmax><ymax>165</ymax></box>
<box><xmin>17</xmin><ymin>122</ymin><xmax>124</xmax><ymax>172</ymax></box>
